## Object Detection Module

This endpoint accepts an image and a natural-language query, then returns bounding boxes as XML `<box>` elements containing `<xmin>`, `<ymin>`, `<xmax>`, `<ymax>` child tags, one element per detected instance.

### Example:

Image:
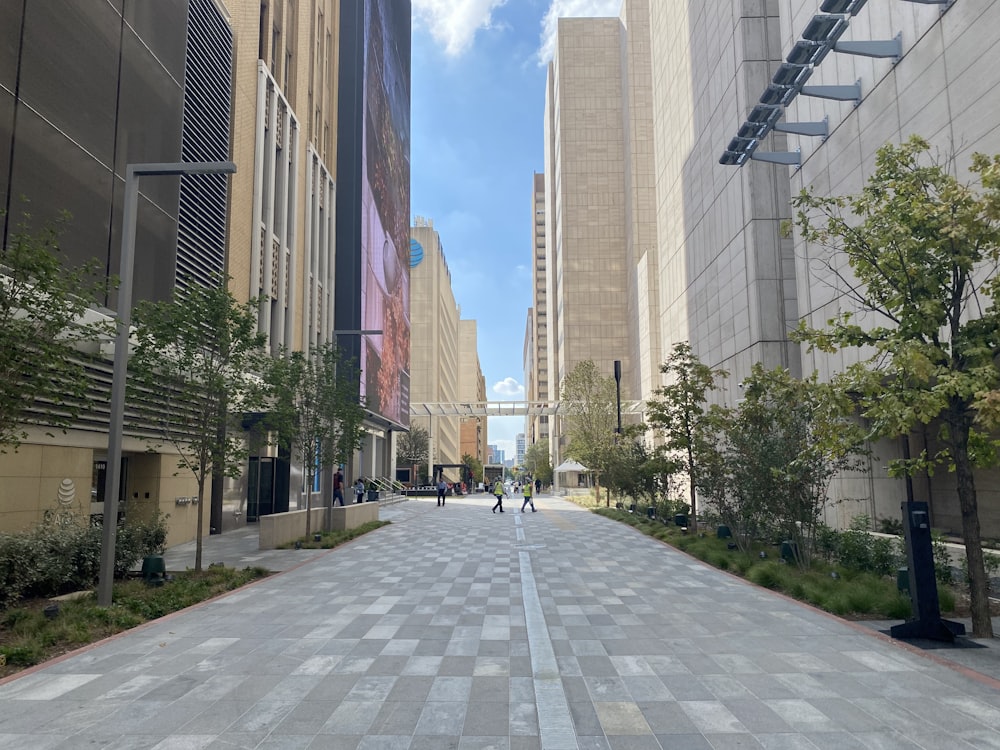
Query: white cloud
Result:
<box><xmin>413</xmin><ymin>0</ymin><xmax>509</xmax><ymax>57</ymax></box>
<box><xmin>537</xmin><ymin>0</ymin><xmax>623</xmax><ymax>64</ymax></box>
<box><xmin>493</xmin><ymin>377</ymin><xmax>525</xmax><ymax>398</ymax></box>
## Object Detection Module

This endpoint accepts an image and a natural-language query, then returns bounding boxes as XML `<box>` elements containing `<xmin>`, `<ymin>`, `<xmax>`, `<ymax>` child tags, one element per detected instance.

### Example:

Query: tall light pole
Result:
<box><xmin>98</xmin><ymin>161</ymin><xmax>237</xmax><ymax>607</ymax></box>
<box><xmin>613</xmin><ymin>360</ymin><xmax>622</xmax><ymax>436</ymax></box>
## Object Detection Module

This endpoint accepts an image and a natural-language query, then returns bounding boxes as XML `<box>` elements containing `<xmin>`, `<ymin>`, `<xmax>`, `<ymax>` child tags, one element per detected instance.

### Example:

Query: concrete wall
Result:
<box><xmin>0</xmin><ymin>444</ymin><xmax>92</xmax><ymax>531</ymax></box>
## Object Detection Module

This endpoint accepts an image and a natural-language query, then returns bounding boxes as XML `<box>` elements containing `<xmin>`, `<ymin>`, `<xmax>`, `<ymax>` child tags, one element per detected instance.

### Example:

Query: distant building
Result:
<box><xmin>409</xmin><ymin>218</ymin><xmax>484</xmax><ymax>477</ymax></box>
<box><xmin>459</xmin><ymin>320</ymin><xmax>488</xmax><ymax>467</ymax></box>
<box><xmin>525</xmin><ymin>173</ymin><xmax>550</xmax><ymax>451</ymax></box>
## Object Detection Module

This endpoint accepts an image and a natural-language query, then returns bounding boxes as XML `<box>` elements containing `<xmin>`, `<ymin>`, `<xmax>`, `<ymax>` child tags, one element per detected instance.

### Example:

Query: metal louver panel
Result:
<box><xmin>177</xmin><ymin>0</ymin><xmax>233</xmax><ymax>292</ymax></box>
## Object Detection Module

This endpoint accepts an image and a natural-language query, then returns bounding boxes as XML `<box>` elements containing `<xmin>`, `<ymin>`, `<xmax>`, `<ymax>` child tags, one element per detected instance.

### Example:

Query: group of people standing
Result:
<box><xmin>332</xmin><ymin>469</ymin><xmax>366</xmax><ymax>506</ymax></box>
<box><xmin>491</xmin><ymin>478</ymin><xmax>537</xmax><ymax>514</ymax></box>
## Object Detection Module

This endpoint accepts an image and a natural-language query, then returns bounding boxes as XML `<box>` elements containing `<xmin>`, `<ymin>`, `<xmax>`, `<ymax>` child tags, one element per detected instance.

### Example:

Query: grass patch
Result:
<box><xmin>278</xmin><ymin>519</ymin><xmax>390</xmax><ymax>549</ymax></box>
<box><xmin>593</xmin><ymin>507</ymin><xmax>963</xmax><ymax>622</ymax></box>
<box><xmin>0</xmin><ymin>566</ymin><xmax>270</xmax><ymax>676</ymax></box>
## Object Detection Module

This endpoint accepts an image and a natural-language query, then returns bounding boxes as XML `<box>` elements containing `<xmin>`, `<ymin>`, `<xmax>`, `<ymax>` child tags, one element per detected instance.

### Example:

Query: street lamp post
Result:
<box><xmin>613</xmin><ymin>360</ymin><xmax>622</xmax><ymax>436</ymax></box>
<box><xmin>97</xmin><ymin>161</ymin><xmax>237</xmax><ymax>607</ymax></box>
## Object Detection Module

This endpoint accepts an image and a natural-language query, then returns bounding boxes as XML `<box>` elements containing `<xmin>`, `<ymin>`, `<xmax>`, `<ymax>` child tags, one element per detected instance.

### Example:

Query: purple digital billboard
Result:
<box><xmin>336</xmin><ymin>0</ymin><xmax>410</xmax><ymax>429</ymax></box>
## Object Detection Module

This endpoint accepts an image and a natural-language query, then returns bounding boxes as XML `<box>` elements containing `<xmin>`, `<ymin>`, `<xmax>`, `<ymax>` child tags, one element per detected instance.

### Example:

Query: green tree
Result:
<box><xmin>462</xmin><ymin>453</ymin><xmax>484</xmax><ymax>486</ymax></box>
<box><xmin>645</xmin><ymin>342</ymin><xmax>727</xmax><ymax>532</ymax></box>
<box><xmin>698</xmin><ymin>402</ymin><xmax>768</xmax><ymax>554</ymax></box>
<box><xmin>0</xmin><ymin>210</ymin><xmax>110</xmax><ymax>450</ymax></box>
<box><xmin>560</xmin><ymin>360</ymin><xmax>617</xmax><ymax>505</ymax></box>
<box><xmin>129</xmin><ymin>277</ymin><xmax>269</xmax><ymax>571</ymax></box>
<box><xmin>397</xmin><ymin>425</ymin><xmax>429</xmax><ymax>483</ymax></box>
<box><xmin>745</xmin><ymin>366</ymin><xmax>866</xmax><ymax>565</ymax></box>
<box><xmin>602</xmin><ymin>426</ymin><xmax>665</xmax><ymax>508</ymax></box>
<box><xmin>266</xmin><ymin>344</ymin><xmax>365</xmax><ymax>536</ymax></box>
<box><xmin>793</xmin><ymin>136</ymin><xmax>1000</xmax><ymax>636</ymax></box>
<box><xmin>523</xmin><ymin>441</ymin><xmax>553</xmax><ymax>486</ymax></box>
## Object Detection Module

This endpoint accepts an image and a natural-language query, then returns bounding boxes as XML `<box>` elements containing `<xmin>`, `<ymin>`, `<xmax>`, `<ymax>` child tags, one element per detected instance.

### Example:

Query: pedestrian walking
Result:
<box><xmin>492</xmin><ymin>479</ymin><xmax>505</xmax><ymax>513</ymax></box>
<box><xmin>332</xmin><ymin>468</ymin><xmax>345</xmax><ymax>506</ymax></box>
<box><xmin>437</xmin><ymin>477</ymin><xmax>447</xmax><ymax>506</ymax></box>
<box><xmin>354</xmin><ymin>478</ymin><xmax>365</xmax><ymax>504</ymax></box>
<box><xmin>521</xmin><ymin>480</ymin><xmax>536</xmax><ymax>513</ymax></box>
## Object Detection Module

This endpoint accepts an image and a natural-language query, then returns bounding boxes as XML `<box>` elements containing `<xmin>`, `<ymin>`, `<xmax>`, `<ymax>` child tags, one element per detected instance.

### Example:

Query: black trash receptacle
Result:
<box><xmin>141</xmin><ymin>555</ymin><xmax>166</xmax><ymax>586</ymax></box>
<box><xmin>780</xmin><ymin>540</ymin><xmax>798</xmax><ymax>562</ymax></box>
<box><xmin>674</xmin><ymin>514</ymin><xmax>688</xmax><ymax>527</ymax></box>
<box><xmin>367</xmin><ymin>489</ymin><xmax>379</xmax><ymax>503</ymax></box>
<box><xmin>897</xmin><ymin>567</ymin><xmax>910</xmax><ymax>593</ymax></box>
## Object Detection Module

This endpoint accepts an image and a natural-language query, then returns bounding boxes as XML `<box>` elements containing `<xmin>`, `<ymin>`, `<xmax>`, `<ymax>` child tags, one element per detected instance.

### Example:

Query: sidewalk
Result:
<box><xmin>3</xmin><ymin>492</ymin><xmax>1000</xmax><ymax>749</ymax></box>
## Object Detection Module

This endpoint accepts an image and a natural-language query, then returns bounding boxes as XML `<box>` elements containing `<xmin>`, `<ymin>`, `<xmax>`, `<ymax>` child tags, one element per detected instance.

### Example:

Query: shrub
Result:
<box><xmin>813</xmin><ymin>523</ymin><xmax>840</xmax><ymax>563</ymax></box>
<box><xmin>885</xmin><ymin>594</ymin><xmax>912</xmax><ymax>620</ymax></box>
<box><xmin>878</xmin><ymin>517</ymin><xmax>903</xmax><ymax>535</ymax></box>
<box><xmin>930</xmin><ymin>532</ymin><xmax>954</xmax><ymax>585</ymax></box>
<box><xmin>748</xmin><ymin>563</ymin><xmax>782</xmax><ymax>589</ymax></box>
<box><xmin>958</xmin><ymin>552</ymin><xmax>1000</xmax><ymax>593</ymax></box>
<box><xmin>0</xmin><ymin>534</ymin><xmax>40</xmax><ymax>609</ymax></box>
<box><xmin>937</xmin><ymin>585</ymin><xmax>956</xmax><ymax>613</ymax></box>
<box><xmin>0</xmin><ymin>508</ymin><xmax>169</xmax><ymax>609</ymax></box>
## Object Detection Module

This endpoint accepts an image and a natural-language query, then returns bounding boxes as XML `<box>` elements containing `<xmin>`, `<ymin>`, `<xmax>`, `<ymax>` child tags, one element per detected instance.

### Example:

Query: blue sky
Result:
<box><xmin>410</xmin><ymin>0</ymin><xmax>621</xmax><ymax>459</ymax></box>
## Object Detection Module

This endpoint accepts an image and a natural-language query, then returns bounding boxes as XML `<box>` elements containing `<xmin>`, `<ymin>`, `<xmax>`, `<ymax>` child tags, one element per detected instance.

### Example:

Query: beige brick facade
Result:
<box><xmin>410</xmin><ymin>220</ymin><xmax>477</xmax><ymax>479</ymax></box>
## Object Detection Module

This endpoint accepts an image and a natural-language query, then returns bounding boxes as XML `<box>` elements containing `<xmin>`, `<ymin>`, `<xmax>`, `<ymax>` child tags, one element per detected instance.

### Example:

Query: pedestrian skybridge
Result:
<box><xmin>409</xmin><ymin>400</ymin><xmax>646</xmax><ymax>417</ymax></box>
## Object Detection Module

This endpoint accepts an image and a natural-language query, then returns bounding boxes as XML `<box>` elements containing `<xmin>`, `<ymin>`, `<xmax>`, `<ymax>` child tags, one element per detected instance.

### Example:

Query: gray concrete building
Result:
<box><xmin>536</xmin><ymin>0</ymin><xmax>1000</xmax><ymax>533</ymax></box>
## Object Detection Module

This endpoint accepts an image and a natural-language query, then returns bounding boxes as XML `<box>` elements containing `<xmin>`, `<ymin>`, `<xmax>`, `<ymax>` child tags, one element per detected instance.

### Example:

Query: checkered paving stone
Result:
<box><xmin>2</xmin><ymin>494</ymin><xmax>1000</xmax><ymax>750</ymax></box>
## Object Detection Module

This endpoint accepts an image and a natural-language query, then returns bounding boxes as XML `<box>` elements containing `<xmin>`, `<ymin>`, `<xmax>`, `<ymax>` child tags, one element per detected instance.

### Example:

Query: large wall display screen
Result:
<box><xmin>336</xmin><ymin>0</ymin><xmax>411</xmax><ymax>429</ymax></box>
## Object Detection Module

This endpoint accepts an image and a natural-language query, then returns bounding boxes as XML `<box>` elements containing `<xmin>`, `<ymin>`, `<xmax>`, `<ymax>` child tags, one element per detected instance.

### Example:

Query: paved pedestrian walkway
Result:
<box><xmin>3</xmin><ymin>493</ymin><xmax>1000</xmax><ymax>749</ymax></box>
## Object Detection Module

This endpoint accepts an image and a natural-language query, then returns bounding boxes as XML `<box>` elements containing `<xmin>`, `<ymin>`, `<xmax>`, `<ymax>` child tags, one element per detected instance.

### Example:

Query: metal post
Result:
<box><xmin>97</xmin><ymin>161</ymin><xmax>235</xmax><ymax>607</ymax></box>
<box><xmin>613</xmin><ymin>360</ymin><xmax>622</xmax><ymax>435</ymax></box>
<box><xmin>96</xmin><ymin>169</ymin><xmax>140</xmax><ymax>606</ymax></box>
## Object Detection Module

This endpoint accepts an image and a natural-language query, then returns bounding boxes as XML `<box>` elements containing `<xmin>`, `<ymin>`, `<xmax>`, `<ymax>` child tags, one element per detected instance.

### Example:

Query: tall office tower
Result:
<box><xmin>458</xmin><ymin>319</ymin><xmax>488</xmax><ymax>468</ymax></box>
<box><xmin>618</xmin><ymin>0</ymin><xmax>661</xmax><ymax>405</ymax></box>
<box><xmin>542</xmin><ymin>5</ymin><xmax>658</xmax><ymax>476</ymax></box>
<box><xmin>0</xmin><ymin>0</ymin><xmax>233</xmax><ymax>535</ymax></box>
<box><xmin>648</xmin><ymin>0</ymin><xmax>798</xmax><ymax>403</ymax></box>
<box><xmin>409</xmin><ymin>219</ymin><xmax>462</xmax><ymax>476</ymax></box>
<box><xmin>544</xmin><ymin>18</ymin><xmax>627</xmax><ymax>476</ymax></box>
<box><xmin>515</xmin><ymin>433</ymin><xmax>526</xmax><ymax>467</ymax></box>
<box><xmin>525</xmin><ymin>173</ymin><xmax>550</xmax><ymax>450</ymax></box>
<box><xmin>228</xmin><ymin>0</ymin><xmax>339</xmax><ymax>354</ymax></box>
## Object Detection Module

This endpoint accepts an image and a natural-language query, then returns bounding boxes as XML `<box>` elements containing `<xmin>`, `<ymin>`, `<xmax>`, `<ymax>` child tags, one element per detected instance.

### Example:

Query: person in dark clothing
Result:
<box><xmin>332</xmin><ymin>469</ymin><xmax>345</xmax><ymax>506</ymax></box>
<box><xmin>437</xmin><ymin>477</ymin><xmax>447</xmax><ymax>507</ymax></box>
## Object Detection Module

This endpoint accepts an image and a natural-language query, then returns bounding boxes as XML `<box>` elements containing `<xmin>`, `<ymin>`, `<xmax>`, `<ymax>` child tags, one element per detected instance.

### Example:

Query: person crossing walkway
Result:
<box><xmin>491</xmin><ymin>477</ymin><xmax>505</xmax><ymax>512</ymax></box>
<box><xmin>520</xmin><ymin>479</ymin><xmax>535</xmax><ymax>512</ymax></box>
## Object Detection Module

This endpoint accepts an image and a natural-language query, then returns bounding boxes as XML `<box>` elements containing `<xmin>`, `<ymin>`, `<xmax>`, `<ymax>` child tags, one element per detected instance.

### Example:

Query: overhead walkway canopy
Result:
<box><xmin>409</xmin><ymin>400</ymin><xmax>646</xmax><ymax>417</ymax></box>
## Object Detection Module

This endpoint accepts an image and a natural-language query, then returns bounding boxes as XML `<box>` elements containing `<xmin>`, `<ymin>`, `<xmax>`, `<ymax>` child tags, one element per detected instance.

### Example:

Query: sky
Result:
<box><xmin>409</xmin><ymin>0</ymin><xmax>622</xmax><ymax>461</ymax></box>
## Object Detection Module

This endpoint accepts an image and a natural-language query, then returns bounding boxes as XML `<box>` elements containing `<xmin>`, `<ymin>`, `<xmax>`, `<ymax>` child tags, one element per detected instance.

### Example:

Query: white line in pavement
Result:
<box><xmin>520</xmin><ymin>549</ymin><xmax>578</xmax><ymax>749</ymax></box>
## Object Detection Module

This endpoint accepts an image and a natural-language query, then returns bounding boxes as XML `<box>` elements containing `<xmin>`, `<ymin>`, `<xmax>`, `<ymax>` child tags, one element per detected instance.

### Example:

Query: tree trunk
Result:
<box><xmin>686</xmin><ymin>439</ymin><xmax>699</xmax><ymax>533</ymax></box>
<box><xmin>950</xmin><ymin>411</ymin><xmax>993</xmax><ymax>638</ymax></box>
<box><xmin>194</xmin><ymin>474</ymin><xmax>206</xmax><ymax>572</ymax></box>
<box><xmin>688</xmin><ymin>474</ymin><xmax>698</xmax><ymax>533</ymax></box>
<box><xmin>305</xmin><ymin>477</ymin><xmax>313</xmax><ymax>538</ymax></box>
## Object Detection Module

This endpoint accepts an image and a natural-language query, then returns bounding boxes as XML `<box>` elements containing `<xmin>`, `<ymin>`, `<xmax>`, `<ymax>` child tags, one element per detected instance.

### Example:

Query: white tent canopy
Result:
<box><xmin>554</xmin><ymin>459</ymin><xmax>589</xmax><ymax>473</ymax></box>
